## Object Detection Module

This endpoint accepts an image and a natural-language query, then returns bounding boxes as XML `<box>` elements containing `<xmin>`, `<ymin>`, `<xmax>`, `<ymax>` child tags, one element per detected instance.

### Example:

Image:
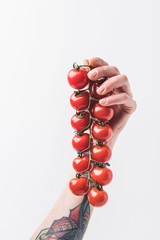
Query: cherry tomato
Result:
<box><xmin>88</xmin><ymin>187</ymin><xmax>108</xmax><ymax>207</ymax></box>
<box><xmin>72</xmin><ymin>133</ymin><xmax>89</xmax><ymax>152</ymax></box>
<box><xmin>71</xmin><ymin>111</ymin><xmax>89</xmax><ymax>132</ymax></box>
<box><xmin>91</xmin><ymin>81</ymin><xmax>113</xmax><ymax>99</ymax></box>
<box><xmin>69</xmin><ymin>176</ymin><xmax>89</xmax><ymax>196</ymax></box>
<box><xmin>91</xmin><ymin>144</ymin><xmax>112</xmax><ymax>163</ymax></box>
<box><xmin>68</xmin><ymin>69</ymin><xmax>89</xmax><ymax>89</ymax></box>
<box><xmin>91</xmin><ymin>103</ymin><xmax>114</xmax><ymax>122</ymax></box>
<box><xmin>70</xmin><ymin>91</ymin><xmax>89</xmax><ymax>111</ymax></box>
<box><xmin>92</xmin><ymin>123</ymin><xmax>113</xmax><ymax>142</ymax></box>
<box><xmin>73</xmin><ymin>155</ymin><xmax>94</xmax><ymax>173</ymax></box>
<box><xmin>91</xmin><ymin>167</ymin><xmax>113</xmax><ymax>186</ymax></box>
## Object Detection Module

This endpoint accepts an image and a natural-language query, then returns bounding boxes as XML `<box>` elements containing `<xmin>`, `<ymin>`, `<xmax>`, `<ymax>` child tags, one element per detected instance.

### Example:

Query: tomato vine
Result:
<box><xmin>68</xmin><ymin>62</ymin><xmax>114</xmax><ymax>207</ymax></box>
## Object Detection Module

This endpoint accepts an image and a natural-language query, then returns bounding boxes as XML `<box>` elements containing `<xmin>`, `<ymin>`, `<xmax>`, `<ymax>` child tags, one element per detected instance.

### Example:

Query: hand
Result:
<box><xmin>83</xmin><ymin>57</ymin><xmax>137</xmax><ymax>149</ymax></box>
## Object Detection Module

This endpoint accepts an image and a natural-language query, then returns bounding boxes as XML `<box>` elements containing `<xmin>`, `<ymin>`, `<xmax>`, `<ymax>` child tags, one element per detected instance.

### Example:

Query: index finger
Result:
<box><xmin>89</xmin><ymin>57</ymin><xmax>109</xmax><ymax>68</ymax></box>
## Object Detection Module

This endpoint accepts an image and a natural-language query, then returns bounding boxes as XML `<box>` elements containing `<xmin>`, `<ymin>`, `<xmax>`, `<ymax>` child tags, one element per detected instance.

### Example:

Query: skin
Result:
<box><xmin>30</xmin><ymin>57</ymin><xmax>137</xmax><ymax>240</ymax></box>
<box><xmin>84</xmin><ymin>57</ymin><xmax>137</xmax><ymax>149</ymax></box>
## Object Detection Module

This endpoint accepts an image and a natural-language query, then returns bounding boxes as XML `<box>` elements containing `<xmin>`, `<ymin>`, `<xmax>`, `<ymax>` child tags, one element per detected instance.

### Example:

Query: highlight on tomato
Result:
<box><xmin>91</xmin><ymin>103</ymin><xmax>114</xmax><ymax>122</ymax></box>
<box><xmin>71</xmin><ymin>111</ymin><xmax>89</xmax><ymax>132</ymax></box>
<box><xmin>91</xmin><ymin>167</ymin><xmax>113</xmax><ymax>186</ymax></box>
<box><xmin>88</xmin><ymin>187</ymin><xmax>108</xmax><ymax>207</ymax></box>
<box><xmin>72</xmin><ymin>133</ymin><xmax>90</xmax><ymax>152</ymax></box>
<box><xmin>70</xmin><ymin>91</ymin><xmax>89</xmax><ymax>111</ymax></box>
<box><xmin>68</xmin><ymin>68</ymin><xmax>89</xmax><ymax>89</ymax></box>
<box><xmin>69</xmin><ymin>176</ymin><xmax>89</xmax><ymax>196</ymax></box>
<box><xmin>91</xmin><ymin>144</ymin><xmax>112</xmax><ymax>163</ymax></box>
<box><xmin>92</xmin><ymin>123</ymin><xmax>113</xmax><ymax>142</ymax></box>
<box><xmin>72</xmin><ymin>155</ymin><xmax>94</xmax><ymax>173</ymax></box>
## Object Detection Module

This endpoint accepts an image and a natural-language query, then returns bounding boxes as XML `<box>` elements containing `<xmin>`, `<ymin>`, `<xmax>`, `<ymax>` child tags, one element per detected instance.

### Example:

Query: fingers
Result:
<box><xmin>97</xmin><ymin>74</ymin><xmax>133</xmax><ymax>98</ymax></box>
<box><xmin>88</xmin><ymin>65</ymin><xmax>120</xmax><ymax>81</ymax></box>
<box><xmin>83</xmin><ymin>59</ymin><xmax>89</xmax><ymax>65</ymax></box>
<box><xmin>99</xmin><ymin>92</ymin><xmax>137</xmax><ymax>114</ymax></box>
<box><xmin>89</xmin><ymin>57</ymin><xmax>109</xmax><ymax>67</ymax></box>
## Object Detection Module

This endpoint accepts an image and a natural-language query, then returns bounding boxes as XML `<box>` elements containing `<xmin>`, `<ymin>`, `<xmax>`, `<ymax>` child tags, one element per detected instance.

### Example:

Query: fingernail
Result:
<box><xmin>97</xmin><ymin>86</ymin><xmax>105</xmax><ymax>94</ymax></box>
<box><xmin>99</xmin><ymin>99</ymin><xmax>108</xmax><ymax>105</ymax></box>
<box><xmin>91</xmin><ymin>70</ymin><xmax>98</xmax><ymax>78</ymax></box>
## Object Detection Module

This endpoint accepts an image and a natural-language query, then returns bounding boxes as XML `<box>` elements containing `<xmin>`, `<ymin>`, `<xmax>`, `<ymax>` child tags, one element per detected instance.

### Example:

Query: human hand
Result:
<box><xmin>83</xmin><ymin>57</ymin><xmax>137</xmax><ymax>150</ymax></box>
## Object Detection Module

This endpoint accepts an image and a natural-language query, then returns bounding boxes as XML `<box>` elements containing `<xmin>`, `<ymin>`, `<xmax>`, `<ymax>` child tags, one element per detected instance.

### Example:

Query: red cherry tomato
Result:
<box><xmin>88</xmin><ymin>187</ymin><xmax>108</xmax><ymax>207</ymax></box>
<box><xmin>68</xmin><ymin>69</ymin><xmax>89</xmax><ymax>89</ymax></box>
<box><xmin>69</xmin><ymin>176</ymin><xmax>89</xmax><ymax>196</ymax></box>
<box><xmin>91</xmin><ymin>167</ymin><xmax>113</xmax><ymax>186</ymax></box>
<box><xmin>92</xmin><ymin>123</ymin><xmax>113</xmax><ymax>142</ymax></box>
<box><xmin>71</xmin><ymin>111</ymin><xmax>89</xmax><ymax>132</ymax></box>
<box><xmin>72</xmin><ymin>155</ymin><xmax>94</xmax><ymax>173</ymax></box>
<box><xmin>91</xmin><ymin>103</ymin><xmax>114</xmax><ymax>122</ymax></box>
<box><xmin>72</xmin><ymin>133</ymin><xmax>89</xmax><ymax>152</ymax></box>
<box><xmin>70</xmin><ymin>91</ymin><xmax>89</xmax><ymax>111</ymax></box>
<box><xmin>91</xmin><ymin>81</ymin><xmax>113</xmax><ymax>99</ymax></box>
<box><xmin>91</xmin><ymin>144</ymin><xmax>112</xmax><ymax>163</ymax></box>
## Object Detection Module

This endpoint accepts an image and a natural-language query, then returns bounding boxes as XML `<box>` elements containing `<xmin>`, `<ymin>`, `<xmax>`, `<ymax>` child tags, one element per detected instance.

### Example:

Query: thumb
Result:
<box><xmin>83</xmin><ymin>58</ymin><xmax>89</xmax><ymax>65</ymax></box>
<box><xmin>83</xmin><ymin>59</ymin><xmax>90</xmax><ymax>72</ymax></box>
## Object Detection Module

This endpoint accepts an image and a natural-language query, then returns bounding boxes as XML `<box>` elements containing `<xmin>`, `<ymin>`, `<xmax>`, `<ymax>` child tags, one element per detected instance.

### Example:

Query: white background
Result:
<box><xmin>0</xmin><ymin>0</ymin><xmax>160</xmax><ymax>239</ymax></box>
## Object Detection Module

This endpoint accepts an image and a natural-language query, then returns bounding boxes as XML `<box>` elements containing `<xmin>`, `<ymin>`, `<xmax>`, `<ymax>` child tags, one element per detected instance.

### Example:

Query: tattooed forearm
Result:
<box><xmin>35</xmin><ymin>193</ymin><xmax>90</xmax><ymax>240</ymax></box>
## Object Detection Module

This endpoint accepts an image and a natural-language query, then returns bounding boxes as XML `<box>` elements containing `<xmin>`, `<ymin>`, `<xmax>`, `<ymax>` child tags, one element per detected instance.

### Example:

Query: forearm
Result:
<box><xmin>30</xmin><ymin>170</ymin><xmax>94</xmax><ymax>240</ymax></box>
<box><xmin>30</xmin><ymin>132</ymin><xmax>119</xmax><ymax>240</ymax></box>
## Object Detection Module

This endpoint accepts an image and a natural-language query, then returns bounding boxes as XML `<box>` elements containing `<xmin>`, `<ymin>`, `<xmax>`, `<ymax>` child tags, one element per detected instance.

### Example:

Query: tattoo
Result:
<box><xmin>35</xmin><ymin>193</ymin><xmax>90</xmax><ymax>240</ymax></box>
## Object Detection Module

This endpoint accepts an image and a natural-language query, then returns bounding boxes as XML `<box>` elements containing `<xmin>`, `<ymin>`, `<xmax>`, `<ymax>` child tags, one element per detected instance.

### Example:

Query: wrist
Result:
<box><xmin>106</xmin><ymin>132</ymin><xmax>120</xmax><ymax>151</ymax></box>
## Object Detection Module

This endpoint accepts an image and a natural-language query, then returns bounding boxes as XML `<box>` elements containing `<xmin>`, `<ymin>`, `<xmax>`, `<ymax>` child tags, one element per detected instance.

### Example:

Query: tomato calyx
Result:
<box><xmin>93</xmin><ymin>161</ymin><xmax>110</xmax><ymax>168</ymax></box>
<box><xmin>74</xmin><ymin>89</ymin><xmax>89</xmax><ymax>97</ymax></box>
<box><xmin>73</xmin><ymin>62</ymin><xmax>92</xmax><ymax>71</ymax></box>
<box><xmin>97</xmin><ymin>140</ymin><xmax>103</xmax><ymax>147</ymax></box>
<box><xmin>76</xmin><ymin>172</ymin><xmax>81</xmax><ymax>178</ymax></box>
<box><xmin>77</xmin><ymin>152</ymin><xmax>82</xmax><ymax>158</ymax></box>
<box><xmin>97</xmin><ymin>184</ymin><xmax>103</xmax><ymax>191</ymax></box>
<box><xmin>97</xmin><ymin>162</ymin><xmax>106</xmax><ymax>168</ymax></box>
<box><xmin>74</xmin><ymin>131</ymin><xmax>82</xmax><ymax>136</ymax></box>
<box><xmin>97</xmin><ymin>121</ymin><xmax>105</xmax><ymax>126</ymax></box>
<box><xmin>76</xmin><ymin>111</ymin><xmax>85</xmax><ymax>119</ymax></box>
<box><xmin>75</xmin><ymin>129</ymin><xmax>90</xmax><ymax>136</ymax></box>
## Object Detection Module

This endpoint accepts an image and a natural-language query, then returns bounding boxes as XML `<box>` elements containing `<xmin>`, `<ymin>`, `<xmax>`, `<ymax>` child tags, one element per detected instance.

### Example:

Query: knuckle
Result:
<box><xmin>83</xmin><ymin>59</ymin><xmax>89</xmax><ymax>65</ymax></box>
<box><xmin>112</xmin><ymin>66</ymin><xmax>119</xmax><ymax>73</ymax></box>
<box><xmin>95</xmin><ymin>69</ymin><xmax>99</xmax><ymax>75</ymax></box>
<box><xmin>94</xmin><ymin>57</ymin><xmax>100</xmax><ymax>62</ymax></box>
<box><xmin>99</xmin><ymin>66</ymin><xmax>108</xmax><ymax>76</ymax></box>
<box><xmin>123</xmin><ymin>93</ymin><xmax>129</xmax><ymax>101</ymax></box>
<box><xmin>102</xmin><ymin>65</ymin><xmax>108</xmax><ymax>71</ymax></box>
<box><xmin>90</xmin><ymin>57</ymin><xmax>99</xmax><ymax>65</ymax></box>
<box><xmin>121</xmin><ymin>74</ymin><xmax>128</xmax><ymax>83</ymax></box>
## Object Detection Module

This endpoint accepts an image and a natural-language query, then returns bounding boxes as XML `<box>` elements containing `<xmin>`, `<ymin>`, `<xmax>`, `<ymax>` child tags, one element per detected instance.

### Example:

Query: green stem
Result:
<box><xmin>74</xmin><ymin>88</ymin><xmax>89</xmax><ymax>95</ymax></box>
<box><xmin>90</xmin><ymin>159</ymin><xmax>109</xmax><ymax>165</ymax></box>
<box><xmin>87</xmin><ymin>77</ymin><xmax>93</xmax><ymax>186</ymax></box>
<box><xmin>90</xmin><ymin>97</ymin><xmax>99</xmax><ymax>101</ymax></box>
<box><xmin>76</xmin><ymin>108</ymin><xmax>89</xmax><ymax>114</ymax></box>
<box><xmin>77</xmin><ymin>147</ymin><xmax>90</xmax><ymax>154</ymax></box>
<box><xmin>90</xmin><ymin>116</ymin><xmax>101</xmax><ymax>123</ymax></box>
<box><xmin>76</xmin><ymin>122</ymin><xmax>91</xmax><ymax>135</ymax></box>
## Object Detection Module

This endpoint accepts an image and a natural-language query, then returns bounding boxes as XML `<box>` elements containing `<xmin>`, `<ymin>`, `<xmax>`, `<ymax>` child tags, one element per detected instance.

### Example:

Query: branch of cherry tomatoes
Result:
<box><xmin>67</xmin><ymin>62</ymin><xmax>114</xmax><ymax>207</ymax></box>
